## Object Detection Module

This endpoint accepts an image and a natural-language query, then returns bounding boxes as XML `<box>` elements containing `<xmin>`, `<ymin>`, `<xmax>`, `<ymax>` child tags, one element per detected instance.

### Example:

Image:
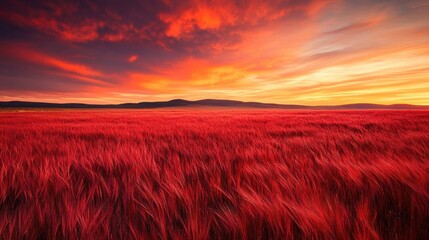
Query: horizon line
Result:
<box><xmin>1</xmin><ymin>99</ymin><xmax>429</xmax><ymax>109</ymax></box>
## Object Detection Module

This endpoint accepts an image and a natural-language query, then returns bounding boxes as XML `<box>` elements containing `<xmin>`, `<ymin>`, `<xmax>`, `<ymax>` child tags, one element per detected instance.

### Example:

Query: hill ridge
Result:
<box><xmin>0</xmin><ymin>99</ymin><xmax>428</xmax><ymax>109</ymax></box>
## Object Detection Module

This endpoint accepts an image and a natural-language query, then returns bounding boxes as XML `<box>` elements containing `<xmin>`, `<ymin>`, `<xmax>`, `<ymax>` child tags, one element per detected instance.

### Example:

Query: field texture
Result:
<box><xmin>0</xmin><ymin>110</ymin><xmax>428</xmax><ymax>239</ymax></box>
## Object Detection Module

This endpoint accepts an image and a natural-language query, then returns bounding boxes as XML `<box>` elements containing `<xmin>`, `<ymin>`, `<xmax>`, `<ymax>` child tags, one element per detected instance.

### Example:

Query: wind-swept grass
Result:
<box><xmin>0</xmin><ymin>110</ymin><xmax>428</xmax><ymax>239</ymax></box>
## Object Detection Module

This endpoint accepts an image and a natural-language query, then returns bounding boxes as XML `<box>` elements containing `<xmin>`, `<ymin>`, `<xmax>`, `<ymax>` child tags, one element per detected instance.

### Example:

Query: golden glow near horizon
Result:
<box><xmin>0</xmin><ymin>0</ymin><xmax>428</xmax><ymax>105</ymax></box>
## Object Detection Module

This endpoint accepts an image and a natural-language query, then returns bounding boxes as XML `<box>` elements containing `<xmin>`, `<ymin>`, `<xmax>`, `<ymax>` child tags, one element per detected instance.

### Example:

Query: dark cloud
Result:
<box><xmin>0</xmin><ymin>0</ymin><xmax>157</xmax><ymax>42</ymax></box>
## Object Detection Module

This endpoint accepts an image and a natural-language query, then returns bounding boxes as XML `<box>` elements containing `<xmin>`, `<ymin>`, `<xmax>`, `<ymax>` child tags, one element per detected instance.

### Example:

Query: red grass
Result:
<box><xmin>0</xmin><ymin>110</ymin><xmax>428</xmax><ymax>239</ymax></box>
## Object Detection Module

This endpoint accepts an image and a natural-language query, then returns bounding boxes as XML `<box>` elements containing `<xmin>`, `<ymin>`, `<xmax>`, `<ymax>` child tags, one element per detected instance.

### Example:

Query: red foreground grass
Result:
<box><xmin>0</xmin><ymin>110</ymin><xmax>428</xmax><ymax>239</ymax></box>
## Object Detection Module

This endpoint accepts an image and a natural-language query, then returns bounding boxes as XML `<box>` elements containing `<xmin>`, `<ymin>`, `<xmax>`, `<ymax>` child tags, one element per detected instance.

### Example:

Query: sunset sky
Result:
<box><xmin>0</xmin><ymin>0</ymin><xmax>428</xmax><ymax>105</ymax></box>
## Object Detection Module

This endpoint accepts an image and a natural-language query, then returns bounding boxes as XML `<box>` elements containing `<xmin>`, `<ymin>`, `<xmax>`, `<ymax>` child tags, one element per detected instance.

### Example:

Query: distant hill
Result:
<box><xmin>0</xmin><ymin>99</ymin><xmax>428</xmax><ymax>109</ymax></box>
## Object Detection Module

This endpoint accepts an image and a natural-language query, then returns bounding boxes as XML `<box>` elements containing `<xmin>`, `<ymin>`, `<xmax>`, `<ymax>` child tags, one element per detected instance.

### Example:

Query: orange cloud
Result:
<box><xmin>159</xmin><ymin>0</ymin><xmax>332</xmax><ymax>38</ymax></box>
<box><xmin>159</xmin><ymin>3</ymin><xmax>235</xmax><ymax>38</ymax></box>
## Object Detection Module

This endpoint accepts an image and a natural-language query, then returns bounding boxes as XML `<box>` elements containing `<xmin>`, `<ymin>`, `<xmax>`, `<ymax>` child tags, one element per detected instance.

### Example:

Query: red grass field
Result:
<box><xmin>0</xmin><ymin>110</ymin><xmax>428</xmax><ymax>239</ymax></box>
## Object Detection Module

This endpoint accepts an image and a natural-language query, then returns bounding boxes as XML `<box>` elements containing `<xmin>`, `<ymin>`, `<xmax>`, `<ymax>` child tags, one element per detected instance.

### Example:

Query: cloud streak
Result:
<box><xmin>0</xmin><ymin>43</ymin><xmax>109</xmax><ymax>85</ymax></box>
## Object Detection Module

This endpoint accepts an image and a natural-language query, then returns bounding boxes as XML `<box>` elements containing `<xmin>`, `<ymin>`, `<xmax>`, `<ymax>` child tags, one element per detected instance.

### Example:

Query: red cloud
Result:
<box><xmin>0</xmin><ymin>0</ymin><xmax>333</xmax><ymax>43</ymax></box>
<box><xmin>0</xmin><ymin>43</ymin><xmax>107</xmax><ymax>85</ymax></box>
<box><xmin>128</xmin><ymin>55</ymin><xmax>138</xmax><ymax>63</ymax></box>
<box><xmin>0</xmin><ymin>10</ymin><xmax>103</xmax><ymax>42</ymax></box>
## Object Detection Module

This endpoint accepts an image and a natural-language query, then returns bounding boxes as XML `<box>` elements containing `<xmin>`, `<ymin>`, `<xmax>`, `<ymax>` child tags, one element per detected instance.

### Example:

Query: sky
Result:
<box><xmin>0</xmin><ymin>0</ymin><xmax>428</xmax><ymax>105</ymax></box>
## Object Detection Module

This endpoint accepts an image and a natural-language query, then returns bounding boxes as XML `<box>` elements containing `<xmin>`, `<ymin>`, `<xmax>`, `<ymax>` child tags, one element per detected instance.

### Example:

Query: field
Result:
<box><xmin>0</xmin><ymin>110</ymin><xmax>428</xmax><ymax>239</ymax></box>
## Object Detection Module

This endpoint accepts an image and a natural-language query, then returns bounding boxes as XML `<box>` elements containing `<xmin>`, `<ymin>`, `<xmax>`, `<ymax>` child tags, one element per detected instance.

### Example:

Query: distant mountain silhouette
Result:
<box><xmin>0</xmin><ymin>99</ymin><xmax>428</xmax><ymax>109</ymax></box>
